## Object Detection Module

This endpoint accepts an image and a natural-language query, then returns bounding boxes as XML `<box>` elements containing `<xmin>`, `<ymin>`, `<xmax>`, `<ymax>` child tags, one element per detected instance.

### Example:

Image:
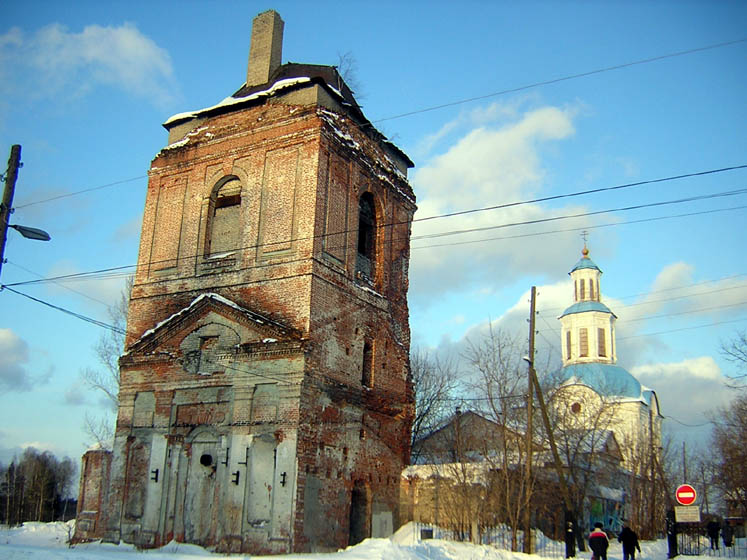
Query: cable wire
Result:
<box><xmin>5</xmin><ymin>168</ymin><xmax>746</xmax><ymax>289</ymax></box>
<box><xmin>373</xmin><ymin>38</ymin><xmax>747</xmax><ymax>124</ymax></box>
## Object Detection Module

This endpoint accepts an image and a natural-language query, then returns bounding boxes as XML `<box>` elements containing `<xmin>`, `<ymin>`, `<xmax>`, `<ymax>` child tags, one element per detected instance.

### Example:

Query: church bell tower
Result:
<box><xmin>74</xmin><ymin>10</ymin><xmax>416</xmax><ymax>554</ymax></box>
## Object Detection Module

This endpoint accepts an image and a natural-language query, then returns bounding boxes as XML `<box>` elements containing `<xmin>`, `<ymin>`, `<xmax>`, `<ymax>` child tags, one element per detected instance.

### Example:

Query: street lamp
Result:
<box><xmin>9</xmin><ymin>224</ymin><xmax>51</xmax><ymax>242</ymax></box>
<box><xmin>1</xmin><ymin>144</ymin><xmax>51</xmax><ymax>281</ymax></box>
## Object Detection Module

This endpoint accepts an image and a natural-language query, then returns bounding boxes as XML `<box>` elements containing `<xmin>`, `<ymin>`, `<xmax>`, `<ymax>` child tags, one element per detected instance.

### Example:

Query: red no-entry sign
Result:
<box><xmin>676</xmin><ymin>484</ymin><xmax>697</xmax><ymax>506</ymax></box>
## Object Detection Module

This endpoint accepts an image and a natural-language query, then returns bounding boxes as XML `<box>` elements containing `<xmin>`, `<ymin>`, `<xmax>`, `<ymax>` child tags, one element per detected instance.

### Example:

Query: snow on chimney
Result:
<box><xmin>247</xmin><ymin>10</ymin><xmax>284</xmax><ymax>87</ymax></box>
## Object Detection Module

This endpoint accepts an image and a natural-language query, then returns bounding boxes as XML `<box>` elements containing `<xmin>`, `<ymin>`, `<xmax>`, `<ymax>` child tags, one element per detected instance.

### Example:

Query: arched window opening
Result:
<box><xmin>598</xmin><ymin>327</ymin><xmax>606</xmax><ymax>357</ymax></box>
<box><xmin>207</xmin><ymin>178</ymin><xmax>241</xmax><ymax>256</ymax></box>
<box><xmin>356</xmin><ymin>193</ymin><xmax>376</xmax><ymax>282</ymax></box>
<box><xmin>566</xmin><ymin>331</ymin><xmax>572</xmax><ymax>361</ymax></box>
<box><xmin>579</xmin><ymin>279</ymin><xmax>586</xmax><ymax>300</ymax></box>
<box><xmin>589</xmin><ymin>279</ymin><xmax>595</xmax><ymax>300</ymax></box>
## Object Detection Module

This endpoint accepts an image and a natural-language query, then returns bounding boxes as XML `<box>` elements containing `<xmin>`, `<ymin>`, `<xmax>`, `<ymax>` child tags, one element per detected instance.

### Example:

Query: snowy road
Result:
<box><xmin>2</xmin><ymin>522</ymin><xmax>742</xmax><ymax>560</ymax></box>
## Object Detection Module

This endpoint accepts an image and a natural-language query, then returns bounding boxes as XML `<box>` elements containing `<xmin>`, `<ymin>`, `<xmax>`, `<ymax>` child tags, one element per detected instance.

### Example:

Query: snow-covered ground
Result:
<box><xmin>0</xmin><ymin>522</ymin><xmax>742</xmax><ymax>560</ymax></box>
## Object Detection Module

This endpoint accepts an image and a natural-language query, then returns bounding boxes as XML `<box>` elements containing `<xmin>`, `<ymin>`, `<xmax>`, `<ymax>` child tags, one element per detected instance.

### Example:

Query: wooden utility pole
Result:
<box><xmin>523</xmin><ymin>286</ymin><xmax>537</xmax><ymax>554</ymax></box>
<box><xmin>524</xmin><ymin>286</ymin><xmax>575</xmax><ymax>534</ymax></box>
<box><xmin>0</xmin><ymin>144</ymin><xmax>22</xmax><ymax>280</ymax></box>
<box><xmin>648</xmin><ymin>406</ymin><xmax>656</xmax><ymax>536</ymax></box>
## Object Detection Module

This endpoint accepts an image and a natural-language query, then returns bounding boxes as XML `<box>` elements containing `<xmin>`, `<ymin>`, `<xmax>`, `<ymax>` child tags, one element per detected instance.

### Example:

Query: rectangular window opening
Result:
<box><xmin>579</xmin><ymin>328</ymin><xmax>588</xmax><ymax>357</ymax></box>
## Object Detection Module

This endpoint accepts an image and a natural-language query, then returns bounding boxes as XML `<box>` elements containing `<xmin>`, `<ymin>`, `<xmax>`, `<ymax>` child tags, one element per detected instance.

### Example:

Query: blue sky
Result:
<box><xmin>0</xmin><ymin>0</ymin><xmax>745</xmax><ymax>467</ymax></box>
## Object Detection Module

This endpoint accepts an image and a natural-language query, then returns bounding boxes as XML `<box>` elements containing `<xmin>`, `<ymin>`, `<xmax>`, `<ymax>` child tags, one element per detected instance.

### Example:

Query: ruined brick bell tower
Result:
<box><xmin>74</xmin><ymin>10</ymin><xmax>416</xmax><ymax>553</ymax></box>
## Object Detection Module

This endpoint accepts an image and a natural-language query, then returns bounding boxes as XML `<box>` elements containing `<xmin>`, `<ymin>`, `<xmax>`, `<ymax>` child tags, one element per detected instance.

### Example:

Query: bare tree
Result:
<box><xmin>80</xmin><ymin>277</ymin><xmax>131</xmax><ymax>447</ymax></box>
<box><xmin>410</xmin><ymin>349</ymin><xmax>459</xmax><ymax>463</ymax></box>
<box><xmin>538</xmin><ymin>374</ymin><xmax>622</xmax><ymax>547</ymax></box>
<box><xmin>721</xmin><ymin>330</ymin><xmax>747</xmax><ymax>388</ymax></box>
<box><xmin>336</xmin><ymin>51</ymin><xmax>364</xmax><ymax>100</ymax></box>
<box><xmin>462</xmin><ymin>327</ymin><xmax>534</xmax><ymax>551</ymax></box>
<box><xmin>710</xmin><ymin>393</ymin><xmax>747</xmax><ymax>516</ymax></box>
<box><xmin>0</xmin><ymin>449</ymin><xmax>76</xmax><ymax>524</ymax></box>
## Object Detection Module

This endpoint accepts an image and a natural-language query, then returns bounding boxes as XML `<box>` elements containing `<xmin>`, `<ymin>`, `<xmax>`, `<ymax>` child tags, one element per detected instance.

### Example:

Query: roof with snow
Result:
<box><xmin>128</xmin><ymin>292</ymin><xmax>297</xmax><ymax>354</ymax></box>
<box><xmin>163</xmin><ymin>62</ymin><xmax>413</xmax><ymax>168</ymax></box>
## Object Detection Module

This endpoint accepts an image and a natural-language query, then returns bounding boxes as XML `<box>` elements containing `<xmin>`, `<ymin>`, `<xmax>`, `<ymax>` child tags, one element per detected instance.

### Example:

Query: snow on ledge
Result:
<box><xmin>135</xmin><ymin>293</ymin><xmax>280</xmax><ymax>344</ymax></box>
<box><xmin>164</xmin><ymin>77</ymin><xmax>313</xmax><ymax>126</ymax></box>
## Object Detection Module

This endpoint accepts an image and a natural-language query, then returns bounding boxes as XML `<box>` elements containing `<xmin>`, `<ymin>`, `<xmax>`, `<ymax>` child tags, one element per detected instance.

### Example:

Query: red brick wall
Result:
<box><xmin>99</xmin><ymin>96</ymin><xmax>414</xmax><ymax>553</ymax></box>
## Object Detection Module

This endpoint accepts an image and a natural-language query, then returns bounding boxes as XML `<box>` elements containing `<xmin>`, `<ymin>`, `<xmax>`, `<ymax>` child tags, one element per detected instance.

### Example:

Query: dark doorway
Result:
<box><xmin>348</xmin><ymin>482</ymin><xmax>369</xmax><ymax>546</ymax></box>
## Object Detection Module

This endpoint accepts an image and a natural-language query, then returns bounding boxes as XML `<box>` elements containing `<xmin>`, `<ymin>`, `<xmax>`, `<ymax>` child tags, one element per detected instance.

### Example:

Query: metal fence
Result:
<box><xmin>678</xmin><ymin>533</ymin><xmax>747</xmax><ymax>558</ymax></box>
<box><xmin>412</xmin><ymin>522</ymin><xmax>567</xmax><ymax>557</ymax></box>
<box><xmin>411</xmin><ymin>523</ymin><xmax>747</xmax><ymax>559</ymax></box>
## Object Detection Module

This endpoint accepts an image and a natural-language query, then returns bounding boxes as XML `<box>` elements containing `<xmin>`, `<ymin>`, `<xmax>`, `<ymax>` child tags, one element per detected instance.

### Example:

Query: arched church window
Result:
<box><xmin>566</xmin><ymin>331</ymin><xmax>572</xmax><ymax>361</ymax></box>
<box><xmin>589</xmin><ymin>279</ymin><xmax>595</xmax><ymax>300</ymax></box>
<box><xmin>579</xmin><ymin>279</ymin><xmax>586</xmax><ymax>300</ymax></box>
<box><xmin>206</xmin><ymin>178</ymin><xmax>241</xmax><ymax>256</ymax></box>
<box><xmin>579</xmin><ymin>328</ymin><xmax>588</xmax><ymax>357</ymax></box>
<box><xmin>356</xmin><ymin>192</ymin><xmax>376</xmax><ymax>281</ymax></box>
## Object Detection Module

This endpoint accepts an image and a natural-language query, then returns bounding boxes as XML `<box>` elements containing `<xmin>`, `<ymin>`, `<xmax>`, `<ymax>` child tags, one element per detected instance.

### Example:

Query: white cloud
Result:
<box><xmin>408</xmin><ymin>104</ymin><xmax>593</xmax><ymax>302</ymax></box>
<box><xmin>0</xmin><ymin>329</ymin><xmax>33</xmax><ymax>391</ymax></box>
<box><xmin>64</xmin><ymin>387</ymin><xmax>87</xmax><ymax>406</ymax></box>
<box><xmin>0</xmin><ymin>22</ymin><xmax>178</xmax><ymax>107</ymax></box>
<box><xmin>631</xmin><ymin>357</ymin><xmax>735</xmax><ymax>442</ymax></box>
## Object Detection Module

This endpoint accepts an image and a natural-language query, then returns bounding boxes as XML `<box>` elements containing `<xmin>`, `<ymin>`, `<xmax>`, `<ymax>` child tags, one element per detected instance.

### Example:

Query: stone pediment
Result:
<box><xmin>125</xmin><ymin>293</ymin><xmax>300</xmax><ymax>361</ymax></box>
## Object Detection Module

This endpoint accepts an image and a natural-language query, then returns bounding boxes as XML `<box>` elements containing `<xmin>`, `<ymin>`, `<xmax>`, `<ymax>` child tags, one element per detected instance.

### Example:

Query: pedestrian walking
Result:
<box><xmin>722</xmin><ymin>522</ymin><xmax>733</xmax><ymax>548</ymax></box>
<box><xmin>589</xmin><ymin>522</ymin><xmax>609</xmax><ymax>560</ymax></box>
<box><xmin>707</xmin><ymin>520</ymin><xmax>720</xmax><ymax>550</ymax></box>
<box><xmin>618</xmin><ymin>525</ymin><xmax>641</xmax><ymax>560</ymax></box>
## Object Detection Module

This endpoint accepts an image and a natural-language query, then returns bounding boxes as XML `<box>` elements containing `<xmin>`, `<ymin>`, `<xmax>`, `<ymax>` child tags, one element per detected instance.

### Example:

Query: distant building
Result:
<box><xmin>401</xmin><ymin>247</ymin><xmax>663</xmax><ymax>541</ymax></box>
<box><xmin>553</xmin><ymin>246</ymin><xmax>662</xmax><ymax>469</ymax></box>
<box><xmin>550</xmin><ymin>245</ymin><xmax>663</xmax><ymax>531</ymax></box>
<box><xmin>74</xmin><ymin>10</ymin><xmax>416</xmax><ymax>554</ymax></box>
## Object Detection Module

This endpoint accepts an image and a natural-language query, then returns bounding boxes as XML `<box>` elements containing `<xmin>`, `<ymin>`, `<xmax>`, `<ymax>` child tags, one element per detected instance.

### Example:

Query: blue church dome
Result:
<box><xmin>556</xmin><ymin>362</ymin><xmax>645</xmax><ymax>400</ymax></box>
<box><xmin>559</xmin><ymin>300</ymin><xmax>616</xmax><ymax>318</ymax></box>
<box><xmin>570</xmin><ymin>255</ymin><xmax>601</xmax><ymax>273</ymax></box>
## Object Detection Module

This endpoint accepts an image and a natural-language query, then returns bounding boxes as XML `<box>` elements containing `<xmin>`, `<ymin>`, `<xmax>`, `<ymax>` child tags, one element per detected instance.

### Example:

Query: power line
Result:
<box><xmin>1</xmin><ymin>285</ymin><xmax>127</xmax><ymax>335</ymax></box>
<box><xmin>412</xmin><ymin>187</ymin><xmax>747</xmax><ymax>242</ymax></box>
<box><xmin>14</xmin><ymin>176</ymin><xmax>147</xmax><ymax>210</ymax></box>
<box><xmin>10</xmin><ymin>30</ymin><xmax>745</xmax><ymax>213</ymax></box>
<box><xmin>616</xmin><ymin>316</ymin><xmax>747</xmax><ymax>341</ymax></box>
<box><xmin>373</xmin><ymin>38</ymin><xmax>747</xmax><ymax>123</ymax></box>
<box><xmin>413</xmin><ymin>165</ymin><xmax>747</xmax><ymax>225</ymax></box>
<box><xmin>6</xmin><ymin>260</ymin><xmax>118</xmax><ymax>308</ymax></box>
<box><xmin>6</xmin><ymin>167</ymin><xmax>746</xmax><ymax>289</ymax></box>
<box><xmin>412</xmin><ymin>204</ymin><xmax>747</xmax><ymax>251</ymax></box>
<box><xmin>536</xmin><ymin>281</ymin><xmax>747</xmax><ymax>320</ymax></box>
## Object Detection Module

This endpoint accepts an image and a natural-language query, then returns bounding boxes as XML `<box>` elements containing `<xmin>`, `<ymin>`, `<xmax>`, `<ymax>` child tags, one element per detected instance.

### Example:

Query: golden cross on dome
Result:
<box><xmin>580</xmin><ymin>230</ymin><xmax>589</xmax><ymax>257</ymax></box>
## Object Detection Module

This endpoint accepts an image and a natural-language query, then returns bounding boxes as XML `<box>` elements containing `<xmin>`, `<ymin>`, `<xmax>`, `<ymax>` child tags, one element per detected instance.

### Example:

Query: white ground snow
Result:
<box><xmin>0</xmin><ymin>521</ymin><xmax>740</xmax><ymax>560</ymax></box>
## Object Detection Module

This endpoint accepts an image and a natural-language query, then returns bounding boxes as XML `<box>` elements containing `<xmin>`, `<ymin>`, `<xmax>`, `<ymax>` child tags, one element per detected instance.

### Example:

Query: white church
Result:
<box><xmin>549</xmin><ymin>246</ymin><xmax>663</xmax><ymax>530</ymax></box>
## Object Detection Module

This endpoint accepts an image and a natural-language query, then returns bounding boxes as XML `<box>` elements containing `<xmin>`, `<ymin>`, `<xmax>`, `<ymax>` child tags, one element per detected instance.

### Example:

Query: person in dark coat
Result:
<box><xmin>618</xmin><ymin>525</ymin><xmax>641</xmax><ymax>560</ymax></box>
<box><xmin>565</xmin><ymin>521</ymin><xmax>577</xmax><ymax>558</ymax></box>
<box><xmin>707</xmin><ymin>519</ymin><xmax>720</xmax><ymax>550</ymax></box>
<box><xmin>722</xmin><ymin>522</ymin><xmax>733</xmax><ymax>548</ymax></box>
<box><xmin>589</xmin><ymin>522</ymin><xmax>609</xmax><ymax>560</ymax></box>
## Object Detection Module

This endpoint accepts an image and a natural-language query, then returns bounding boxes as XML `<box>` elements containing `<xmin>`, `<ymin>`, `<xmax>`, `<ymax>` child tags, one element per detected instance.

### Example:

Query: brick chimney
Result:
<box><xmin>247</xmin><ymin>10</ymin><xmax>284</xmax><ymax>87</ymax></box>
